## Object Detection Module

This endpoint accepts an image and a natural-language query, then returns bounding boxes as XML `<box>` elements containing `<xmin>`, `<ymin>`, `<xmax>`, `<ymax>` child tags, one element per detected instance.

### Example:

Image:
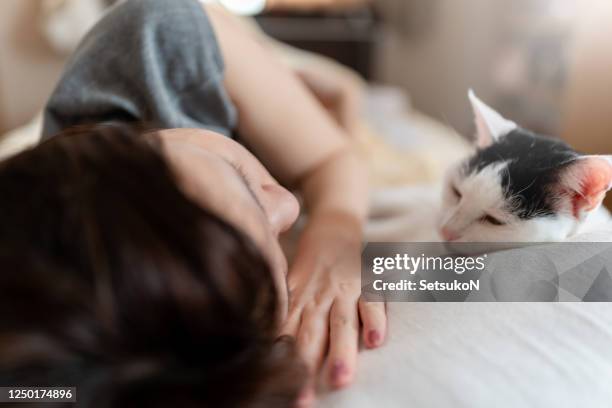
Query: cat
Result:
<box><xmin>438</xmin><ymin>90</ymin><xmax>612</xmax><ymax>243</ymax></box>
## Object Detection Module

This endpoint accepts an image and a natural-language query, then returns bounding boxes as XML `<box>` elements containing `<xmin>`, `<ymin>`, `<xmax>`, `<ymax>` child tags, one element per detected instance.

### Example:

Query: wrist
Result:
<box><xmin>300</xmin><ymin>147</ymin><xmax>369</xmax><ymax>225</ymax></box>
<box><xmin>304</xmin><ymin>210</ymin><xmax>364</xmax><ymax>245</ymax></box>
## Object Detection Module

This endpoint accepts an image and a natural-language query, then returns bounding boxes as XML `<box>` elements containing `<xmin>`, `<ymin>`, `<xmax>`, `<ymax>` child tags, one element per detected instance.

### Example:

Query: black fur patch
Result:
<box><xmin>466</xmin><ymin>129</ymin><xmax>579</xmax><ymax>218</ymax></box>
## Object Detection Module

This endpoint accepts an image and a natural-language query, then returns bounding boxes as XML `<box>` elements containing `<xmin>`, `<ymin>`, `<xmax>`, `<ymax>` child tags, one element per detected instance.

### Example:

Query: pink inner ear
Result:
<box><xmin>474</xmin><ymin>115</ymin><xmax>492</xmax><ymax>148</ymax></box>
<box><xmin>568</xmin><ymin>158</ymin><xmax>612</xmax><ymax>217</ymax></box>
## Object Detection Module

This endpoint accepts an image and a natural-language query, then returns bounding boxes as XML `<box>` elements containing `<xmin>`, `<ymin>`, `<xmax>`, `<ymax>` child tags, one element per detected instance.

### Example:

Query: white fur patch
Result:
<box><xmin>468</xmin><ymin>90</ymin><xmax>517</xmax><ymax>148</ymax></box>
<box><xmin>439</xmin><ymin>162</ymin><xmax>578</xmax><ymax>242</ymax></box>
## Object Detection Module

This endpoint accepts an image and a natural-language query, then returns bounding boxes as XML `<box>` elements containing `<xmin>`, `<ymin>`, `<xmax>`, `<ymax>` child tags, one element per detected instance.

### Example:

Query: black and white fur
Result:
<box><xmin>439</xmin><ymin>90</ymin><xmax>612</xmax><ymax>242</ymax></box>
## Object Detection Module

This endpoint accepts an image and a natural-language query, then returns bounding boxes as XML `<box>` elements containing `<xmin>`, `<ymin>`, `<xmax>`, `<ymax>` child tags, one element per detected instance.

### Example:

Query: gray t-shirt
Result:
<box><xmin>42</xmin><ymin>0</ymin><xmax>237</xmax><ymax>139</ymax></box>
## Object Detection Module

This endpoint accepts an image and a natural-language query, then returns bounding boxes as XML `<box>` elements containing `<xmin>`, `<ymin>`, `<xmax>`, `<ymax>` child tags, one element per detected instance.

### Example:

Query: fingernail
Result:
<box><xmin>296</xmin><ymin>388</ymin><xmax>314</xmax><ymax>407</ymax></box>
<box><xmin>368</xmin><ymin>330</ymin><xmax>381</xmax><ymax>347</ymax></box>
<box><xmin>330</xmin><ymin>360</ymin><xmax>348</xmax><ymax>384</ymax></box>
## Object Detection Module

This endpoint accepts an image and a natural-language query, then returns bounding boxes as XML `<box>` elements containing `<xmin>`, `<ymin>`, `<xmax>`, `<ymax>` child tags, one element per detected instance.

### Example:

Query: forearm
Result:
<box><xmin>299</xmin><ymin>146</ymin><xmax>369</xmax><ymax>243</ymax></box>
<box><xmin>206</xmin><ymin>4</ymin><xmax>368</xmax><ymax>236</ymax></box>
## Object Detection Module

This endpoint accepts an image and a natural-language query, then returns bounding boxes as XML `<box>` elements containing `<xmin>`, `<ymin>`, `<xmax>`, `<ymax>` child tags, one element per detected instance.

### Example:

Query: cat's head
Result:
<box><xmin>439</xmin><ymin>90</ymin><xmax>612</xmax><ymax>242</ymax></box>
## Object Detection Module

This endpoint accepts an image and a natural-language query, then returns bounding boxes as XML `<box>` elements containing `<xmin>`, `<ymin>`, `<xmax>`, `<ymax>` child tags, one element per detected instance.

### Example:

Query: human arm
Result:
<box><xmin>206</xmin><ymin>4</ymin><xmax>386</xmax><ymax>395</ymax></box>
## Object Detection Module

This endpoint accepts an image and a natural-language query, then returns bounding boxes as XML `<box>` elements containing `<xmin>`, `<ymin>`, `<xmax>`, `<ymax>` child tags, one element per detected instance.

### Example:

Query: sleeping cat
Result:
<box><xmin>438</xmin><ymin>90</ymin><xmax>612</xmax><ymax>242</ymax></box>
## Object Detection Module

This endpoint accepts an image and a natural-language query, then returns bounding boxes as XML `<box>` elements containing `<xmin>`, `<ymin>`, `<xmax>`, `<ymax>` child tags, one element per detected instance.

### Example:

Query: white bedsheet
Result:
<box><xmin>318</xmin><ymin>184</ymin><xmax>612</xmax><ymax>407</ymax></box>
<box><xmin>319</xmin><ymin>302</ymin><xmax>612</xmax><ymax>408</ymax></box>
<box><xmin>3</xmin><ymin>100</ymin><xmax>612</xmax><ymax>408</ymax></box>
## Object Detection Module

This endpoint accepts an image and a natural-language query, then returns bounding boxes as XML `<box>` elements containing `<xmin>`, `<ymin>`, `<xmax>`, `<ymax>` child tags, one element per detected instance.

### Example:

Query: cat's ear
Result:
<box><xmin>468</xmin><ymin>89</ymin><xmax>517</xmax><ymax>148</ymax></box>
<box><xmin>556</xmin><ymin>155</ymin><xmax>612</xmax><ymax>219</ymax></box>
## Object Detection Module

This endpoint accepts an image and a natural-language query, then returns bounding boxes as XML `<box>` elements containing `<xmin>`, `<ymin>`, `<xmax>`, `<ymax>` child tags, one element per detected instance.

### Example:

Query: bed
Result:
<box><xmin>2</xmin><ymin>88</ymin><xmax>612</xmax><ymax>408</ymax></box>
<box><xmin>319</xmin><ymin>88</ymin><xmax>612</xmax><ymax>408</ymax></box>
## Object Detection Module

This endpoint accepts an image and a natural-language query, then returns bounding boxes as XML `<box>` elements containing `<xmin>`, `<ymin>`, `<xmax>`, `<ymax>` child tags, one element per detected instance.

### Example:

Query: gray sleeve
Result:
<box><xmin>42</xmin><ymin>0</ymin><xmax>237</xmax><ymax>139</ymax></box>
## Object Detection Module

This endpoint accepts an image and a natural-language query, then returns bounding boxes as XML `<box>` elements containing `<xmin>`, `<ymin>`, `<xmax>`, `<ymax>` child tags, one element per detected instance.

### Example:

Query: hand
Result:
<box><xmin>266</xmin><ymin>0</ymin><xmax>369</xmax><ymax>12</ymax></box>
<box><xmin>281</xmin><ymin>212</ymin><xmax>386</xmax><ymax>405</ymax></box>
<box><xmin>295</xmin><ymin>59</ymin><xmax>365</xmax><ymax>135</ymax></box>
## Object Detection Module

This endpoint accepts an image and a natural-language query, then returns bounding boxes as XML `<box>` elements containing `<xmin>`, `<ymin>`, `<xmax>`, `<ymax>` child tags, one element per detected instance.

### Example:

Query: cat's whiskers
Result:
<box><xmin>513</xmin><ymin>177</ymin><xmax>537</xmax><ymax>197</ymax></box>
<box><xmin>438</xmin><ymin>90</ymin><xmax>612</xmax><ymax>243</ymax></box>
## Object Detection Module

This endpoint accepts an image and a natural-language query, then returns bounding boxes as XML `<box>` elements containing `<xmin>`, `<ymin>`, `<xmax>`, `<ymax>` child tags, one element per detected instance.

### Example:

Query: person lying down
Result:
<box><xmin>0</xmin><ymin>0</ymin><xmax>386</xmax><ymax>407</ymax></box>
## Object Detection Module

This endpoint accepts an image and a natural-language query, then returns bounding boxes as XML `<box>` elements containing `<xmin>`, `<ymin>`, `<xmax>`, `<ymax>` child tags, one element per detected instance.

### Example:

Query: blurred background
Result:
<box><xmin>1</xmin><ymin>0</ymin><xmax>612</xmax><ymax>155</ymax></box>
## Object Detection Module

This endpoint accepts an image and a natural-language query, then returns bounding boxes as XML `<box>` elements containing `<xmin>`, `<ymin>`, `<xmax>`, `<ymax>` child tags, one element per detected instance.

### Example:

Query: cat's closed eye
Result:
<box><xmin>451</xmin><ymin>185</ymin><xmax>461</xmax><ymax>199</ymax></box>
<box><xmin>480</xmin><ymin>214</ymin><xmax>505</xmax><ymax>226</ymax></box>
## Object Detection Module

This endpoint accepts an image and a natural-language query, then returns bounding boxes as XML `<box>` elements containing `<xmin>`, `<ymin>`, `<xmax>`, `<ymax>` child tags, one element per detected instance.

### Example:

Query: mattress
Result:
<box><xmin>319</xmin><ymin>302</ymin><xmax>612</xmax><ymax>408</ymax></box>
<box><xmin>3</xmin><ymin>91</ymin><xmax>612</xmax><ymax>408</ymax></box>
<box><xmin>317</xmin><ymin>179</ymin><xmax>612</xmax><ymax>407</ymax></box>
<box><xmin>317</xmin><ymin>89</ymin><xmax>612</xmax><ymax>407</ymax></box>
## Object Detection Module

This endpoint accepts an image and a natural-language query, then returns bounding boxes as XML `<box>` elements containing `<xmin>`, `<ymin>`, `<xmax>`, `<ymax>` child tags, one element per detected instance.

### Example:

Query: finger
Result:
<box><xmin>281</xmin><ymin>306</ymin><xmax>302</xmax><ymax>337</ymax></box>
<box><xmin>296</xmin><ymin>304</ymin><xmax>330</xmax><ymax>375</ymax></box>
<box><xmin>295</xmin><ymin>386</ymin><xmax>315</xmax><ymax>408</ymax></box>
<box><xmin>358</xmin><ymin>298</ymin><xmax>387</xmax><ymax>348</ymax></box>
<box><xmin>327</xmin><ymin>300</ymin><xmax>359</xmax><ymax>389</ymax></box>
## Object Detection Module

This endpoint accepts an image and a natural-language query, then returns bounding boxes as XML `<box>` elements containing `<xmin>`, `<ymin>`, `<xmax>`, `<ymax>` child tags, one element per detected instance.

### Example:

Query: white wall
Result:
<box><xmin>376</xmin><ymin>0</ymin><xmax>505</xmax><ymax>135</ymax></box>
<box><xmin>561</xmin><ymin>0</ymin><xmax>612</xmax><ymax>154</ymax></box>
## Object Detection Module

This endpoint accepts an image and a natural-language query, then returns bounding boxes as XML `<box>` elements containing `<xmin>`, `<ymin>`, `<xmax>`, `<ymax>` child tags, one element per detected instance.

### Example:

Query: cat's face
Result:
<box><xmin>438</xmin><ymin>90</ymin><xmax>612</xmax><ymax>242</ymax></box>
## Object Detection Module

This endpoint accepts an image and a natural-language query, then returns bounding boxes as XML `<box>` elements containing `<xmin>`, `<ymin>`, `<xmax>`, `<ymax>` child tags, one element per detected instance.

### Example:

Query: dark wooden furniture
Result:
<box><xmin>256</xmin><ymin>7</ymin><xmax>380</xmax><ymax>79</ymax></box>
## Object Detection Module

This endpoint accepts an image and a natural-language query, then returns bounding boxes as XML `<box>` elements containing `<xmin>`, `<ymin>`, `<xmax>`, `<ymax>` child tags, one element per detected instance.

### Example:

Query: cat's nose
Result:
<box><xmin>440</xmin><ymin>227</ymin><xmax>460</xmax><ymax>241</ymax></box>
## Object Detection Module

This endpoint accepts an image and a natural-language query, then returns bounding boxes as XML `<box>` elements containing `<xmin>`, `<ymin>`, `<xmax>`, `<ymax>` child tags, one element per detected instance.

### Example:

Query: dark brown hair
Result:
<box><xmin>0</xmin><ymin>124</ymin><xmax>305</xmax><ymax>407</ymax></box>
